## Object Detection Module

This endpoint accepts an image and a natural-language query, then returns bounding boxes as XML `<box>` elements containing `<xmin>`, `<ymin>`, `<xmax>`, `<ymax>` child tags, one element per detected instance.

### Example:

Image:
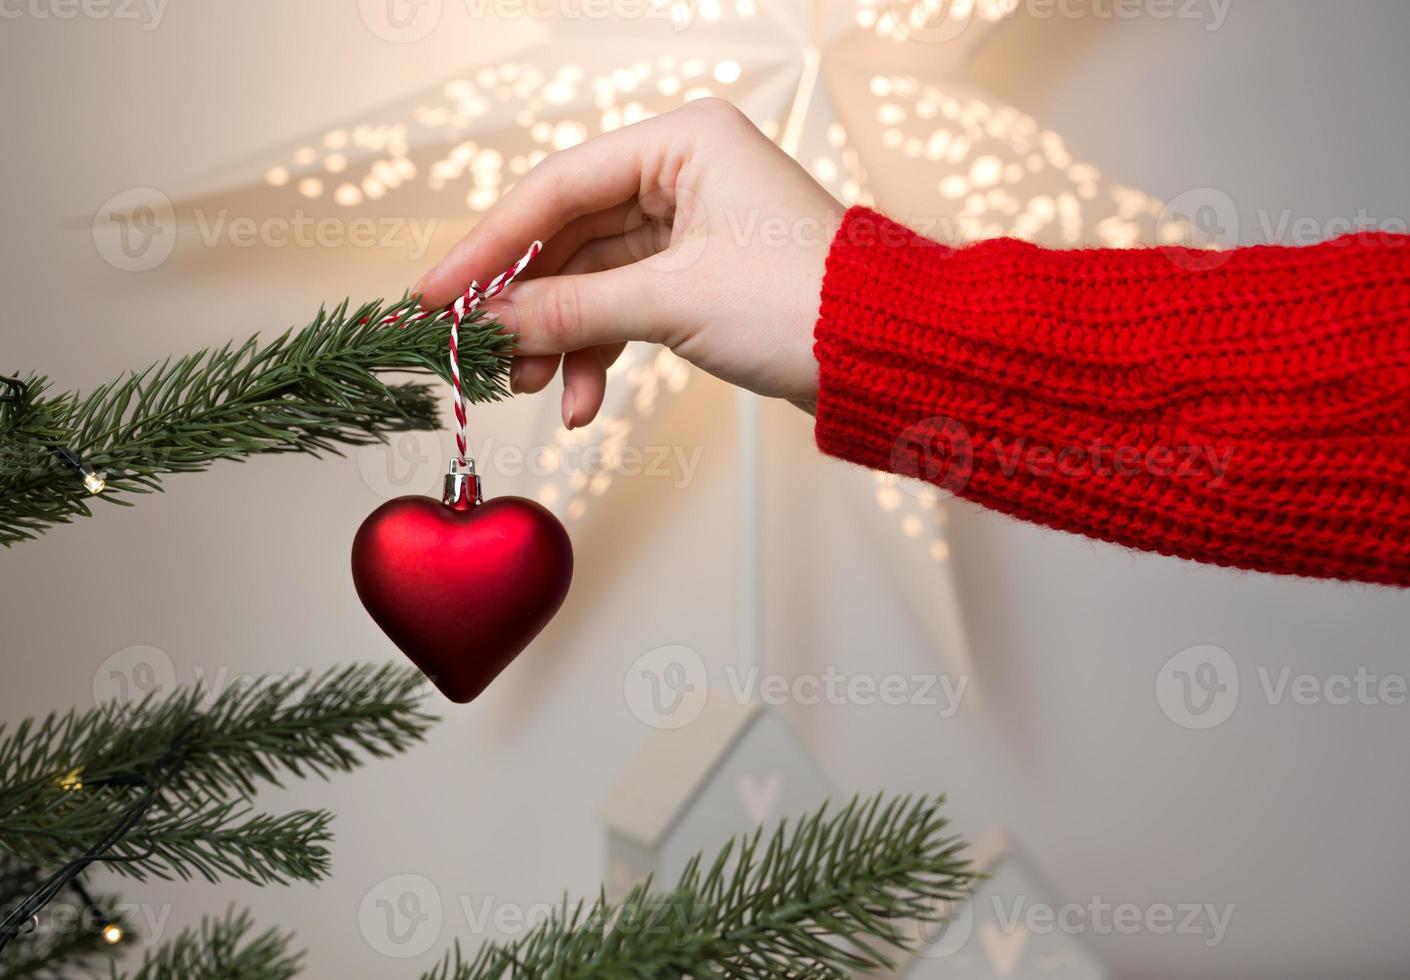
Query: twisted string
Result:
<box><xmin>394</xmin><ymin>240</ymin><xmax>542</xmax><ymax>462</ymax></box>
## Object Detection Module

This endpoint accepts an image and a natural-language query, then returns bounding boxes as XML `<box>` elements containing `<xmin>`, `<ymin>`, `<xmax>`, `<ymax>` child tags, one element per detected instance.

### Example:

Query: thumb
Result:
<box><xmin>483</xmin><ymin>264</ymin><xmax>672</xmax><ymax>356</ymax></box>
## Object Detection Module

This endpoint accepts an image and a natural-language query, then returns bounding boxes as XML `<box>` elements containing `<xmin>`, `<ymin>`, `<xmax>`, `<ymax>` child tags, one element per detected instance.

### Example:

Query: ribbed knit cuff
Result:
<box><xmin>813</xmin><ymin>206</ymin><xmax>968</xmax><ymax>484</ymax></box>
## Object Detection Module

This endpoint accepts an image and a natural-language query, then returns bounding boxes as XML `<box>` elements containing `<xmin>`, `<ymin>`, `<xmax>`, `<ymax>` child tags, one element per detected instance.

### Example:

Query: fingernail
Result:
<box><xmin>482</xmin><ymin>298</ymin><xmax>518</xmax><ymax>334</ymax></box>
<box><xmin>509</xmin><ymin>361</ymin><xmax>523</xmax><ymax>393</ymax></box>
<box><xmin>411</xmin><ymin>273</ymin><xmax>430</xmax><ymax>305</ymax></box>
<box><xmin>562</xmin><ymin>390</ymin><xmax>575</xmax><ymax>429</ymax></box>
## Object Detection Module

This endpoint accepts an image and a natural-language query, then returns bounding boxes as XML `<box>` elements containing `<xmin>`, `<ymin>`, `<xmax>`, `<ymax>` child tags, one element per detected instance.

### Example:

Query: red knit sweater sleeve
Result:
<box><xmin>813</xmin><ymin>206</ymin><xmax>1410</xmax><ymax>586</ymax></box>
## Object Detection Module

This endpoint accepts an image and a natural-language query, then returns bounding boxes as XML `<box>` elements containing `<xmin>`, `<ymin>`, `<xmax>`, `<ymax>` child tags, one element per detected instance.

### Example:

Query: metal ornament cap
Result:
<box><xmin>443</xmin><ymin>457</ymin><xmax>483</xmax><ymax>510</ymax></box>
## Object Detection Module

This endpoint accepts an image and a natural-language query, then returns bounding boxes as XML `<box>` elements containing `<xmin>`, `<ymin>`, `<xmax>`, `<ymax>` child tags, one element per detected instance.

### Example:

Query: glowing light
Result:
<box><xmin>264</xmin><ymin>166</ymin><xmax>290</xmax><ymax>187</ymax></box>
<box><xmin>713</xmin><ymin>60</ymin><xmax>741</xmax><ymax>84</ymax></box>
<box><xmin>552</xmin><ymin>120</ymin><xmax>587</xmax><ymax>150</ymax></box>
<box><xmin>102</xmin><ymin>924</ymin><xmax>124</xmax><ymax>945</ymax></box>
<box><xmin>297</xmin><ymin>177</ymin><xmax>323</xmax><ymax>199</ymax></box>
<box><xmin>969</xmin><ymin>155</ymin><xmax>1002</xmax><ymax>187</ymax></box>
<box><xmin>334</xmin><ymin>183</ymin><xmax>363</xmax><ymax>207</ymax></box>
<box><xmin>940</xmin><ymin>175</ymin><xmax>968</xmax><ymax>199</ymax></box>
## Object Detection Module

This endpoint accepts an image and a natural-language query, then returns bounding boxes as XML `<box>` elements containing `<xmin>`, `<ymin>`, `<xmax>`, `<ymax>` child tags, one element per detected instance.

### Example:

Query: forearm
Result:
<box><xmin>814</xmin><ymin>207</ymin><xmax>1410</xmax><ymax>585</ymax></box>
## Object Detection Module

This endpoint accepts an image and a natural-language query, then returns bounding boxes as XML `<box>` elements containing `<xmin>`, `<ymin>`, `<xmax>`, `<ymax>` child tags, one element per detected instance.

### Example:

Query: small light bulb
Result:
<box><xmin>82</xmin><ymin>469</ymin><xmax>107</xmax><ymax>495</ymax></box>
<box><xmin>58</xmin><ymin>767</ymin><xmax>84</xmax><ymax>791</ymax></box>
<box><xmin>101</xmin><ymin>923</ymin><xmax>124</xmax><ymax>945</ymax></box>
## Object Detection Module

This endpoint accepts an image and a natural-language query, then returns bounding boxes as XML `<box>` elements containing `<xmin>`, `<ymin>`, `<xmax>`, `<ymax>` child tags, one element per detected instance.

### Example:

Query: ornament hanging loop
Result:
<box><xmin>443</xmin><ymin>457</ymin><xmax>482</xmax><ymax>510</ymax></box>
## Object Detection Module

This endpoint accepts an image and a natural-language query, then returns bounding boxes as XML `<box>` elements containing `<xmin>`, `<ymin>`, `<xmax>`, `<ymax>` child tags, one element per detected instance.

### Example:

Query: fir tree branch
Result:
<box><xmin>4</xmin><ymin>801</ymin><xmax>334</xmax><ymax>887</ymax></box>
<box><xmin>112</xmin><ymin>908</ymin><xmax>303</xmax><ymax>980</ymax></box>
<box><xmin>0</xmin><ymin>297</ymin><xmax>511</xmax><ymax>544</ymax></box>
<box><xmin>0</xmin><ymin>663</ymin><xmax>437</xmax><ymax>885</ymax></box>
<box><xmin>425</xmin><ymin>793</ymin><xmax>979</xmax><ymax>980</ymax></box>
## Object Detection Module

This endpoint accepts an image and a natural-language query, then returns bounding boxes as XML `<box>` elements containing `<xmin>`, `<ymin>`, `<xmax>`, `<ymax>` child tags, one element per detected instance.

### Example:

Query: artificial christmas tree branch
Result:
<box><xmin>0</xmin><ymin>663</ymin><xmax>436</xmax><ymax>958</ymax></box>
<box><xmin>102</xmin><ymin>793</ymin><xmax>974</xmax><ymax>980</ymax></box>
<box><xmin>425</xmin><ymin>793</ymin><xmax>978</xmax><ymax>980</ymax></box>
<box><xmin>2</xmin><ymin>668</ymin><xmax>979</xmax><ymax>979</ymax></box>
<box><xmin>0</xmin><ymin>297</ymin><xmax>511</xmax><ymax>544</ymax></box>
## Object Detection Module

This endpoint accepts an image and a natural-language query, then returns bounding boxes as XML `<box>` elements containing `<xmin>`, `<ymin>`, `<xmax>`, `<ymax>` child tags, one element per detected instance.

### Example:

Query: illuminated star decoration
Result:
<box><xmin>182</xmin><ymin>0</ymin><xmax>1190</xmax><ymax>683</ymax></box>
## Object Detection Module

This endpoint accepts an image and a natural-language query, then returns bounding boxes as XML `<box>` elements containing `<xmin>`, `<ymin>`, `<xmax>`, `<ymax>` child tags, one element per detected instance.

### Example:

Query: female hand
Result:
<box><xmin>415</xmin><ymin>98</ymin><xmax>842</xmax><ymax>426</ymax></box>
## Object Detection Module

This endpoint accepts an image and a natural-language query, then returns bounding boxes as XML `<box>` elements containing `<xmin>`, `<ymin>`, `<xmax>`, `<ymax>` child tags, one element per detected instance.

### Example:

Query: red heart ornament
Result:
<box><xmin>351</xmin><ymin>492</ymin><xmax>573</xmax><ymax>703</ymax></box>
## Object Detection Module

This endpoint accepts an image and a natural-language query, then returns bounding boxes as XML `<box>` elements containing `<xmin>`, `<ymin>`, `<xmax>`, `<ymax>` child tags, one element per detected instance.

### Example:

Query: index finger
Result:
<box><xmin>414</xmin><ymin>116</ymin><xmax>667</xmax><ymax>309</ymax></box>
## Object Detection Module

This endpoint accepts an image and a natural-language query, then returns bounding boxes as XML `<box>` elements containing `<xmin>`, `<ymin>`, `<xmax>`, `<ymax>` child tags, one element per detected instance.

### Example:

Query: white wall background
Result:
<box><xmin>2</xmin><ymin>2</ymin><xmax>1408</xmax><ymax>978</ymax></box>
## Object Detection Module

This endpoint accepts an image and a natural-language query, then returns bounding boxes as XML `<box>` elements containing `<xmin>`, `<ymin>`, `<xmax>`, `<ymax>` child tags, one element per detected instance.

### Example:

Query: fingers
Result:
<box><xmin>416</xmin><ymin>117</ymin><xmax>675</xmax><ymax>309</ymax></box>
<box><xmin>484</xmin><ymin>261</ymin><xmax>671</xmax><ymax>356</ymax></box>
<box><xmin>509</xmin><ymin>354</ymin><xmax>560</xmax><ymax>395</ymax></box>
<box><xmin>561</xmin><ymin>347</ymin><xmax>609</xmax><ymax>428</ymax></box>
<box><xmin>505</xmin><ymin>223</ymin><xmax>666</xmax><ymax>398</ymax></box>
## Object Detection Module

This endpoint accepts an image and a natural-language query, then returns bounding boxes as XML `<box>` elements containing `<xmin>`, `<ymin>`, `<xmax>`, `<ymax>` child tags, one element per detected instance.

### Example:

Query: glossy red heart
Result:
<box><xmin>351</xmin><ymin>494</ymin><xmax>573</xmax><ymax>703</ymax></box>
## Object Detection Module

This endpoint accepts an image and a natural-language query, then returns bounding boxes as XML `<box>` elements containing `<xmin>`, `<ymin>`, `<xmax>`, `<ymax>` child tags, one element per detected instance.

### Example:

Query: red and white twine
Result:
<box><xmin>394</xmin><ymin>240</ymin><xmax>542</xmax><ymax>463</ymax></box>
